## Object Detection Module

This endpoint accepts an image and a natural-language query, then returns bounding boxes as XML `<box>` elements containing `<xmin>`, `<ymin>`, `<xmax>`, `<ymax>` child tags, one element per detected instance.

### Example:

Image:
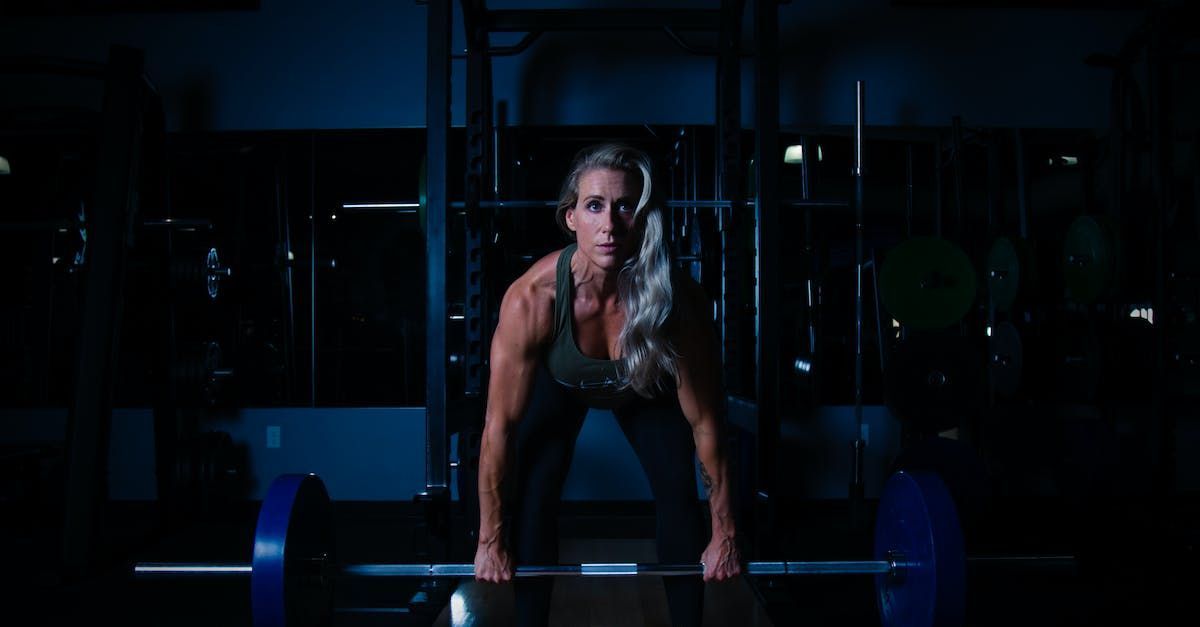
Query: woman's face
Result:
<box><xmin>565</xmin><ymin>167</ymin><xmax>640</xmax><ymax>272</ymax></box>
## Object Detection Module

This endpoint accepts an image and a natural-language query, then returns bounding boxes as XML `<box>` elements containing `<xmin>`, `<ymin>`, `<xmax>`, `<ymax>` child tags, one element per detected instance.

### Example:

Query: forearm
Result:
<box><xmin>694</xmin><ymin>428</ymin><xmax>736</xmax><ymax>537</ymax></box>
<box><xmin>477</xmin><ymin>418</ymin><xmax>512</xmax><ymax>546</ymax></box>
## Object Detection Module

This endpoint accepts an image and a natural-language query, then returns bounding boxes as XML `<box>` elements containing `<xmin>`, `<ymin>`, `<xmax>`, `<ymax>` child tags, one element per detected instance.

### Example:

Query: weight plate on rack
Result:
<box><xmin>881</xmin><ymin>237</ymin><xmax>977</xmax><ymax>330</ymax></box>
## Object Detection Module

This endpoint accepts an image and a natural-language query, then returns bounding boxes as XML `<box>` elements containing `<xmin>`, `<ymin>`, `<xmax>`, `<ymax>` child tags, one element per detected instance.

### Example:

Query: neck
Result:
<box><xmin>571</xmin><ymin>250</ymin><xmax>623</xmax><ymax>303</ymax></box>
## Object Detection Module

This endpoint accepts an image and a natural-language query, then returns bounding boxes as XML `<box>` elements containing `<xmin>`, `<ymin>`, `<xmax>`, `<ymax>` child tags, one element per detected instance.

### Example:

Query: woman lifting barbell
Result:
<box><xmin>473</xmin><ymin>143</ymin><xmax>742</xmax><ymax>626</ymax></box>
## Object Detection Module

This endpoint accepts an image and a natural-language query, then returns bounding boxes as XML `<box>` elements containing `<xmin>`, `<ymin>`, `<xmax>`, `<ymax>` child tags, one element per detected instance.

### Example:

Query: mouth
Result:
<box><xmin>596</xmin><ymin>243</ymin><xmax>620</xmax><ymax>253</ymax></box>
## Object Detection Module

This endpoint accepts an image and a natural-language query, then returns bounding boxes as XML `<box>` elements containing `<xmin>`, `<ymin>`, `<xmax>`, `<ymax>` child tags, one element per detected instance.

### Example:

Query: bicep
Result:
<box><xmin>484</xmin><ymin>288</ymin><xmax>546</xmax><ymax>428</ymax></box>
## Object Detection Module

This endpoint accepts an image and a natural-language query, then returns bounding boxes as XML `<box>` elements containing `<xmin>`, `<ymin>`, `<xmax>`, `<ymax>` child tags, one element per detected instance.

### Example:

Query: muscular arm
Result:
<box><xmin>673</xmin><ymin>280</ymin><xmax>737</xmax><ymax>542</ymax></box>
<box><xmin>477</xmin><ymin>281</ymin><xmax>550</xmax><ymax>553</ymax></box>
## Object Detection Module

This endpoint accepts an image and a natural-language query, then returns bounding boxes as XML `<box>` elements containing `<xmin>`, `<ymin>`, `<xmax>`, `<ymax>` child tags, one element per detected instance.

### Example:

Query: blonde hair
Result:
<box><xmin>556</xmin><ymin>144</ymin><xmax>678</xmax><ymax>397</ymax></box>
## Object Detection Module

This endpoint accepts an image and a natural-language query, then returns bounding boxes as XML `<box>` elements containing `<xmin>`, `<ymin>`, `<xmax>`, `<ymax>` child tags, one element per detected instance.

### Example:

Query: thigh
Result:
<box><xmin>614</xmin><ymin>396</ymin><xmax>706</xmax><ymax>565</ymax></box>
<box><xmin>511</xmin><ymin>366</ymin><xmax>588</xmax><ymax>558</ymax></box>
<box><xmin>613</xmin><ymin>396</ymin><xmax>700</xmax><ymax>502</ymax></box>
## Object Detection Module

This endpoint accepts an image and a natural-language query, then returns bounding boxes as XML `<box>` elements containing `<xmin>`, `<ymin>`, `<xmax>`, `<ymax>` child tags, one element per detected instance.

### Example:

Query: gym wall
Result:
<box><xmin>0</xmin><ymin>0</ymin><xmax>1139</xmax><ymax>131</ymax></box>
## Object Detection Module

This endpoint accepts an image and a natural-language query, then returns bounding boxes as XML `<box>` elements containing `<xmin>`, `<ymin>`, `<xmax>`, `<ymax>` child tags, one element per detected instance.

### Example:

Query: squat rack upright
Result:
<box><xmin>421</xmin><ymin>0</ymin><xmax>783</xmax><ymax>553</ymax></box>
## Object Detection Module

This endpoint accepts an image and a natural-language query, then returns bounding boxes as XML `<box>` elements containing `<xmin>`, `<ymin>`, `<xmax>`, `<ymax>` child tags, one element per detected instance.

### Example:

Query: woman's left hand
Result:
<box><xmin>700</xmin><ymin>533</ymin><xmax>742</xmax><ymax>582</ymax></box>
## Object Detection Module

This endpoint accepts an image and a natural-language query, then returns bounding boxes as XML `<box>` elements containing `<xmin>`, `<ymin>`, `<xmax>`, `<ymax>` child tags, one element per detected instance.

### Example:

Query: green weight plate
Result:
<box><xmin>1062</xmin><ymin>215</ymin><xmax>1115</xmax><ymax>304</ymax></box>
<box><xmin>881</xmin><ymin>237</ymin><xmax>977</xmax><ymax>330</ymax></box>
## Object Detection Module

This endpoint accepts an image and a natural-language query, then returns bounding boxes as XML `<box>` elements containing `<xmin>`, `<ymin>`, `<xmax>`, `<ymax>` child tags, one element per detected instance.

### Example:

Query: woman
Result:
<box><xmin>473</xmin><ymin>144</ymin><xmax>741</xmax><ymax>626</ymax></box>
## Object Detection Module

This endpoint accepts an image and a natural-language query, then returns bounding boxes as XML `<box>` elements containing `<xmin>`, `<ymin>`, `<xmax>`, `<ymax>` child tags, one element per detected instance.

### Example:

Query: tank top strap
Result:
<box><xmin>553</xmin><ymin>243</ymin><xmax>577</xmax><ymax>338</ymax></box>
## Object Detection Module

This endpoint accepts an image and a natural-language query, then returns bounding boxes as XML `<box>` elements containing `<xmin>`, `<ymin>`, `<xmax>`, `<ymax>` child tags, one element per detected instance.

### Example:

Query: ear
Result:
<box><xmin>564</xmin><ymin>208</ymin><xmax>577</xmax><ymax>232</ymax></box>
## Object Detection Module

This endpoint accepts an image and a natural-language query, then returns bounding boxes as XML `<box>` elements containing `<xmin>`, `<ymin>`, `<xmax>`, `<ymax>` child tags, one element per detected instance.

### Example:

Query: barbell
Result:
<box><xmin>134</xmin><ymin>471</ymin><xmax>1074</xmax><ymax>627</ymax></box>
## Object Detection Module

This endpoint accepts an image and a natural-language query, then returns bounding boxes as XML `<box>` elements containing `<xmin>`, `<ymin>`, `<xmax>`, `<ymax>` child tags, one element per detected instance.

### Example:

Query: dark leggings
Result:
<box><xmin>511</xmin><ymin>366</ymin><xmax>706</xmax><ymax>627</ymax></box>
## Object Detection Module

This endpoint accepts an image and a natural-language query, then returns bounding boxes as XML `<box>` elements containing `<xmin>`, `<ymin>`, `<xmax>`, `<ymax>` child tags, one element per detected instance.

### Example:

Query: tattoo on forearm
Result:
<box><xmin>700</xmin><ymin>462</ymin><xmax>714</xmax><ymax>491</ymax></box>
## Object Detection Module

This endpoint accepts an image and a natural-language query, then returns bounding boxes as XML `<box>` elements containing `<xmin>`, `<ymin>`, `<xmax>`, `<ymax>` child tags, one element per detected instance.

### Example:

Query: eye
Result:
<box><xmin>586</xmin><ymin>200</ymin><xmax>602</xmax><ymax>212</ymax></box>
<box><xmin>617</xmin><ymin>202</ymin><xmax>634</xmax><ymax>213</ymax></box>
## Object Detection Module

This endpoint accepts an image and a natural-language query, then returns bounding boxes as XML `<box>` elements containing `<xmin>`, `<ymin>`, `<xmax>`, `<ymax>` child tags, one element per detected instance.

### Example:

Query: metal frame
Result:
<box><xmin>61</xmin><ymin>45</ymin><xmax>146</xmax><ymax>577</ymax></box>
<box><xmin>485</xmin><ymin>9</ymin><xmax>721</xmax><ymax>32</ymax></box>
<box><xmin>752</xmin><ymin>0</ymin><xmax>781</xmax><ymax>547</ymax></box>
<box><xmin>422</xmin><ymin>2</ymin><xmax>783</xmax><ymax>545</ymax></box>
<box><xmin>462</xmin><ymin>0</ymin><xmax>492</xmax><ymax>400</ymax></box>
<box><xmin>424</xmin><ymin>0</ymin><xmax>451</xmax><ymax>494</ymax></box>
<box><xmin>717</xmin><ymin>0</ymin><xmax>746</xmax><ymax>399</ymax></box>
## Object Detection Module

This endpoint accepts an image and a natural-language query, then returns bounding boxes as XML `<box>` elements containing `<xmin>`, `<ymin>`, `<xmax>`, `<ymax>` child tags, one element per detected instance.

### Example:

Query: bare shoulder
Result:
<box><xmin>496</xmin><ymin>247</ymin><xmax>564</xmax><ymax>347</ymax></box>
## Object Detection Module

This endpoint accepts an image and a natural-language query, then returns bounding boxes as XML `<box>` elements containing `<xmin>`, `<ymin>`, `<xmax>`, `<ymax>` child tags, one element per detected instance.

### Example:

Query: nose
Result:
<box><xmin>601</xmin><ymin>207</ymin><xmax>616</xmax><ymax>233</ymax></box>
<box><xmin>604</xmin><ymin>207</ymin><xmax>626</xmax><ymax>235</ymax></box>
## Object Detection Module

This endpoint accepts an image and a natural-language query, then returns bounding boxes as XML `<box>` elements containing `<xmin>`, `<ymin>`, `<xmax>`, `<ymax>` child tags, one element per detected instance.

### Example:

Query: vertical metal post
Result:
<box><xmin>716</xmin><ymin>0</ymin><xmax>745</xmax><ymax>397</ymax></box>
<box><xmin>309</xmin><ymin>134</ymin><xmax>317</xmax><ymax>405</ymax></box>
<box><xmin>425</xmin><ymin>0</ymin><xmax>451</xmax><ymax>493</ymax></box>
<box><xmin>1014</xmin><ymin>129</ymin><xmax>1030</xmax><ymax>239</ymax></box>
<box><xmin>61</xmin><ymin>45</ymin><xmax>144</xmax><ymax>577</ymax></box>
<box><xmin>801</xmin><ymin>136</ymin><xmax>818</xmax><ymax>397</ymax></box>
<box><xmin>985</xmin><ymin>137</ymin><xmax>1000</xmax><ymax>414</ymax></box>
<box><xmin>1147</xmin><ymin>15</ymin><xmax>1173</xmax><ymax>494</ymax></box>
<box><xmin>753</xmin><ymin>0</ymin><xmax>780</xmax><ymax>545</ymax></box>
<box><xmin>715</xmin><ymin>0</ymin><xmax>751</xmax><ymax>547</ymax></box>
<box><xmin>951</xmin><ymin>116</ymin><xmax>965</xmax><ymax>240</ymax></box>
<box><xmin>850</xmin><ymin>81</ymin><xmax>866</xmax><ymax>526</ymax></box>
<box><xmin>463</xmin><ymin>0</ymin><xmax>492</xmax><ymax>400</ymax></box>
<box><xmin>905</xmin><ymin>144</ymin><xmax>913</xmax><ymax>237</ymax></box>
<box><xmin>986</xmin><ymin>135</ymin><xmax>1000</xmax><ymax>235</ymax></box>
<box><xmin>933</xmin><ymin>136</ymin><xmax>943</xmax><ymax>238</ymax></box>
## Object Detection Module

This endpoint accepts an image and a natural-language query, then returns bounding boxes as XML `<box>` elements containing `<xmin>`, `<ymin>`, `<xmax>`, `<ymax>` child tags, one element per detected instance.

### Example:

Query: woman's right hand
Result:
<box><xmin>474</xmin><ymin>538</ymin><xmax>514</xmax><ymax>583</ymax></box>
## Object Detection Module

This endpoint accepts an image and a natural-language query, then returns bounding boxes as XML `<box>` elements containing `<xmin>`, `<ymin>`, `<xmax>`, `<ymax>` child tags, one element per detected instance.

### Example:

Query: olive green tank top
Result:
<box><xmin>544</xmin><ymin>244</ymin><xmax>641</xmax><ymax>409</ymax></box>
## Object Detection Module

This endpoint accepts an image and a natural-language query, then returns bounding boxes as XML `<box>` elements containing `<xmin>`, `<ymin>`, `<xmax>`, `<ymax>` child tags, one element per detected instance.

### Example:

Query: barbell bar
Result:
<box><xmin>136</xmin><ymin>558</ymin><xmax>898</xmax><ymax>578</ymax></box>
<box><xmin>133</xmin><ymin>471</ymin><xmax>1075</xmax><ymax>627</ymax></box>
<box><xmin>340</xmin><ymin>199</ymin><xmax>848</xmax><ymax>213</ymax></box>
<box><xmin>446</xmin><ymin>199</ymin><xmax>849</xmax><ymax>209</ymax></box>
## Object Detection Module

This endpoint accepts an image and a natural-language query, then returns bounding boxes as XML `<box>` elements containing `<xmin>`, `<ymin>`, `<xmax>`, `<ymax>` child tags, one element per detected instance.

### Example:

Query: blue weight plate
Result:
<box><xmin>252</xmin><ymin>474</ymin><xmax>335</xmax><ymax>627</ymax></box>
<box><xmin>875</xmin><ymin>471</ymin><xmax>966</xmax><ymax>627</ymax></box>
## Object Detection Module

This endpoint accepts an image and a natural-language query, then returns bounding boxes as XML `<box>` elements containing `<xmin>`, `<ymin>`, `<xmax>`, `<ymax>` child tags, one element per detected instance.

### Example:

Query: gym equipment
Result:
<box><xmin>170</xmin><ymin>245</ymin><xmax>232</xmax><ymax>302</ymax></box>
<box><xmin>1062</xmin><ymin>215</ymin><xmax>1120</xmax><ymax>304</ymax></box>
<box><xmin>135</xmin><ymin>470</ymin><xmax>1074</xmax><ymax>627</ymax></box>
<box><xmin>885</xmin><ymin>333</ymin><xmax>982</xmax><ymax>434</ymax></box>
<box><xmin>170</xmin><ymin>430</ymin><xmax>244</xmax><ymax>514</ymax></box>
<box><xmin>986</xmin><ymin>237</ymin><xmax>1036</xmax><ymax>312</ymax></box>
<box><xmin>171</xmin><ymin>341</ymin><xmax>234</xmax><ymax>407</ymax></box>
<box><xmin>875</xmin><ymin>471</ymin><xmax>965</xmax><ymax>627</ymax></box>
<box><xmin>880</xmin><ymin>237</ymin><xmax>977</xmax><ymax>330</ymax></box>
<box><xmin>988</xmin><ymin>322</ymin><xmax>1023</xmax><ymax>398</ymax></box>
